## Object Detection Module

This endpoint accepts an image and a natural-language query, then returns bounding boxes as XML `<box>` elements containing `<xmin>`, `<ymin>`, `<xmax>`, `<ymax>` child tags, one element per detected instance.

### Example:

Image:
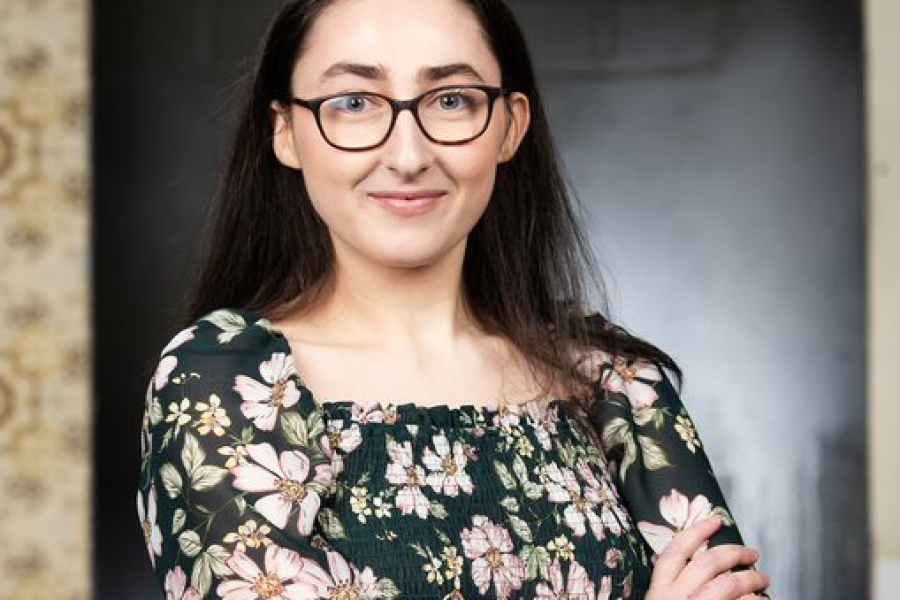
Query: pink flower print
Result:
<box><xmin>324</xmin><ymin>419</ymin><xmax>363</xmax><ymax>454</ymax></box>
<box><xmin>233</xmin><ymin>353</ymin><xmax>300</xmax><ymax>431</ymax></box>
<box><xmin>217</xmin><ymin>545</ymin><xmax>323</xmax><ymax>600</ymax></box>
<box><xmin>526</xmin><ymin>401</ymin><xmax>559</xmax><ymax>451</ymax></box>
<box><xmin>637</xmin><ymin>489</ymin><xmax>715</xmax><ymax>556</ymax></box>
<box><xmin>604</xmin><ymin>548</ymin><xmax>622</xmax><ymax>569</ymax></box>
<box><xmin>543</xmin><ymin>462</ymin><xmax>606</xmax><ymax>540</ymax></box>
<box><xmin>292</xmin><ymin>550</ymin><xmax>382</xmax><ymax>600</ymax></box>
<box><xmin>577</xmin><ymin>458</ymin><xmax>627</xmax><ymax>536</ymax></box>
<box><xmin>164</xmin><ymin>566</ymin><xmax>201</xmax><ymax>600</ymax></box>
<box><xmin>574</xmin><ymin>348</ymin><xmax>612</xmax><ymax>383</ymax></box>
<box><xmin>602</xmin><ymin>356</ymin><xmax>662</xmax><ymax>409</ymax></box>
<box><xmin>492</xmin><ymin>402</ymin><xmax>522</xmax><ymax>428</ymax></box>
<box><xmin>541</xmin><ymin>462</ymin><xmax>580</xmax><ymax>504</ymax></box>
<box><xmin>230</xmin><ymin>443</ymin><xmax>333</xmax><ymax>535</ymax></box>
<box><xmin>321</xmin><ymin>420</ymin><xmax>363</xmax><ymax>478</ymax></box>
<box><xmin>351</xmin><ymin>403</ymin><xmax>386</xmax><ymax>424</ymax></box>
<box><xmin>385</xmin><ymin>440</ymin><xmax>430</xmax><ymax>518</ymax></box>
<box><xmin>161</xmin><ymin>326</ymin><xmax>197</xmax><ymax>356</ymax></box>
<box><xmin>422</xmin><ymin>433</ymin><xmax>474</xmax><ymax>497</ymax></box>
<box><xmin>137</xmin><ymin>486</ymin><xmax>163</xmax><ymax>567</ymax></box>
<box><xmin>460</xmin><ymin>515</ymin><xmax>525</xmax><ymax>600</ymax></box>
<box><xmin>535</xmin><ymin>558</ymin><xmax>595</xmax><ymax>600</ymax></box>
<box><xmin>596</xmin><ymin>575</ymin><xmax>613</xmax><ymax>600</ymax></box>
<box><xmin>154</xmin><ymin>355</ymin><xmax>178</xmax><ymax>392</ymax></box>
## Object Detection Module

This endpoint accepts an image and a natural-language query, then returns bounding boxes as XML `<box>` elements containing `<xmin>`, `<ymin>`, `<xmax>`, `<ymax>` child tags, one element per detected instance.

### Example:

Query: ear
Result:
<box><xmin>498</xmin><ymin>92</ymin><xmax>531</xmax><ymax>164</ymax></box>
<box><xmin>270</xmin><ymin>100</ymin><xmax>302</xmax><ymax>170</ymax></box>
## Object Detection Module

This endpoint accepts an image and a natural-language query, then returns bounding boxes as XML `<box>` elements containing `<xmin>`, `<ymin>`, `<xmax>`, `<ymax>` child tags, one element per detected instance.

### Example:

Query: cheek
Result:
<box><xmin>447</xmin><ymin>144</ymin><xmax>502</xmax><ymax>204</ymax></box>
<box><xmin>293</xmin><ymin>128</ymin><xmax>372</xmax><ymax>204</ymax></box>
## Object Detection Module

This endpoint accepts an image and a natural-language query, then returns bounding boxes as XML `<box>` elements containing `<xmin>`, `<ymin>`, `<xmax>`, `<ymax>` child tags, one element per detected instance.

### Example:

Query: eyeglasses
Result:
<box><xmin>286</xmin><ymin>84</ymin><xmax>510</xmax><ymax>151</ymax></box>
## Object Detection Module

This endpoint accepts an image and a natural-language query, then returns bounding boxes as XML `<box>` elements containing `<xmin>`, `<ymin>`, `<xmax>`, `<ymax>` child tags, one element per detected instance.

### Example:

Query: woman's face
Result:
<box><xmin>272</xmin><ymin>0</ymin><xmax>530</xmax><ymax>272</ymax></box>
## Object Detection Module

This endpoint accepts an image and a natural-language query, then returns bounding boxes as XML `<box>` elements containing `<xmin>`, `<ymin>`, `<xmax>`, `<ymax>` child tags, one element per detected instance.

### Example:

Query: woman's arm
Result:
<box><xmin>582</xmin><ymin>350</ymin><xmax>770</xmax><ymax>598</ymax></box>
<box><xmin>137</xmin><ymin>317</ymin><xmax>344</xmax><ymax>599</ymax></box>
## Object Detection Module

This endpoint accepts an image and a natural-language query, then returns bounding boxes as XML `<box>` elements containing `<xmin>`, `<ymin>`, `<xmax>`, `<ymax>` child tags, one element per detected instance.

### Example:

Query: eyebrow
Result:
<box><xmin>420</xmin><ymin>63</ymin><xmax>485</xmax><ymax>83</ymax></box>
<box><xmin>318</xmin><ymin>62</ymin><xmax>486</xmax><ymax>84</ymax></box>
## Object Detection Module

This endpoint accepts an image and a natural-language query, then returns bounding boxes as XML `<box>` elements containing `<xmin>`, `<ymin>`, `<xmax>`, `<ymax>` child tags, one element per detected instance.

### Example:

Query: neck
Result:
<box><xmin>312</xmin><ymin>241</ymin><xmax>476</xmax><ymax>346</ymax></box>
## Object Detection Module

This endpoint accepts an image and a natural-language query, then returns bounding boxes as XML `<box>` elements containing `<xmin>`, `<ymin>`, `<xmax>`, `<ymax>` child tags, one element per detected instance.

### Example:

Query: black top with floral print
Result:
<box><xmin>138</xmin><ymin>308</ymin><xmax>742</xmax><ymax>600</ymax></box>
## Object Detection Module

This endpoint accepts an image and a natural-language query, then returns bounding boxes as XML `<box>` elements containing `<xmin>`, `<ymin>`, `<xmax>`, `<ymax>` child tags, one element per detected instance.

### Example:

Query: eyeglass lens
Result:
<box><xmin>319</xmin><ymin>87</ymin><xmax>493</xmax><ymax>149</ymax></box>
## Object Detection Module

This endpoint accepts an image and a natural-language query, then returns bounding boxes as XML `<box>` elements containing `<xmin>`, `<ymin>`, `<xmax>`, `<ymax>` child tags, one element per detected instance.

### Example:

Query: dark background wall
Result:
<box><xmin>93</xmin><ymin>1</ymin><xmax>865</xmax><ymax>598</ymax></box>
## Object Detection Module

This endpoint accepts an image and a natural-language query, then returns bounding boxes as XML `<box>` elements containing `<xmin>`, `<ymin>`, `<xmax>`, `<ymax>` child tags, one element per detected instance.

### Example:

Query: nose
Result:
<box><xmin>380</xmin><ymin>110</ymin><xmax>433</xmax><ymax>177</ymax></box>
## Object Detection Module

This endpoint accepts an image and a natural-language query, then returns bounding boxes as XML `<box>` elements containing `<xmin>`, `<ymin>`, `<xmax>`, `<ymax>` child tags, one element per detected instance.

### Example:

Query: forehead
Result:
<box><xmin>294</xmin><ymin>0</ymin><xmax>500</xmax><ymax>88</ymax></box>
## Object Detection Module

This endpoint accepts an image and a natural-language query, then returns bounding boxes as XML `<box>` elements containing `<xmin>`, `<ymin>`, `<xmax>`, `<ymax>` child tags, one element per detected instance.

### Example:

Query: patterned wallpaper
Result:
<box><xmin>0</xmin><ymin>0</ymin><xmax>90</xmax><ymax>598</ymax></box>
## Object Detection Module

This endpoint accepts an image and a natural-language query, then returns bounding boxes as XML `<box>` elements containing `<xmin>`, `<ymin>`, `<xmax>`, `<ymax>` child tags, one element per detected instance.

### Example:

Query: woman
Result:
<box><xmin>138</xmin><ymin>0</ymin><xmax>770</xmax><ymax>598</ymax></box>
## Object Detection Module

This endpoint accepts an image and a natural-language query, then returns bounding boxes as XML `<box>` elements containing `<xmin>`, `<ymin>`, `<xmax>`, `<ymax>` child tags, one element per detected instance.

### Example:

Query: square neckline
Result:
<box><xmin>235</xmin><ymin>307</ymin><xmax>575</xmax><ymax>426</ymax></box>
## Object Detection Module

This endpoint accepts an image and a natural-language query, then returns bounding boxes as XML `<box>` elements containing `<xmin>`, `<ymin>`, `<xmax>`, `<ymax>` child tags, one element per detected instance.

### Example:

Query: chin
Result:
<box><xmin>369</xmin><ymin>239</ymin><xmax>464</xmax><ymax>270</ymax></box>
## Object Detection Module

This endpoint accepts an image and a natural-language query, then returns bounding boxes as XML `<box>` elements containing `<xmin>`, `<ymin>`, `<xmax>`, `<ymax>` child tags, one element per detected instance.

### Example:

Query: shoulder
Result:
<box><xmin>150</xmin><ymin>307</ymin><xmax>289</xmax><ymax>393</ymax></box>
<box><xmin>565</xmin><ymin>309</ymin><xmax>679</xmax><ymax>409</ymax></box>
<box><xmin>157</xmin><ymin>307</ymin><xmax>285</xmax><ymax>357</ymax></box>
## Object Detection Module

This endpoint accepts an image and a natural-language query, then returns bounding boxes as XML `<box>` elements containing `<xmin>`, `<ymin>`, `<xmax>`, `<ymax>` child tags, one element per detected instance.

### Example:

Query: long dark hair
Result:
<box><xmin>186</xmin><ymin>0</ymin><xmax>681</xmax><ymax>393</ymax></box>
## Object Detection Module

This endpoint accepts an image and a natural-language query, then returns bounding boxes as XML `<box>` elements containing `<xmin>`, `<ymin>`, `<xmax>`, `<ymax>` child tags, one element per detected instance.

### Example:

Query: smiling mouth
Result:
<box><xmin>368</xmin><ymin>190</ymin><xmax>447</xmax><ymax>217</ymax></box>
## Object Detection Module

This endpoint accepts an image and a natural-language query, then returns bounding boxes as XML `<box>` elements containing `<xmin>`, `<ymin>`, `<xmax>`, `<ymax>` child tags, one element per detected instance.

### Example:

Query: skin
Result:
<box><xmin>269</xmin><ymin>1</ymin><xmax>770</xmax><ymax>597</ymax></box>
<box><xmin>270</xmin><ymin>0</ymin><xmax>541</xmax><ymax>407</ymax></box>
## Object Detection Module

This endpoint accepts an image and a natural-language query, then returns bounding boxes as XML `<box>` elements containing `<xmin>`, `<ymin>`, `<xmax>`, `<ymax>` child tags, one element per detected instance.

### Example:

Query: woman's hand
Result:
<box><xmin>646</xmin><ymin>516</ymin><xmax>771</xmax><ymax>600</ymax></box>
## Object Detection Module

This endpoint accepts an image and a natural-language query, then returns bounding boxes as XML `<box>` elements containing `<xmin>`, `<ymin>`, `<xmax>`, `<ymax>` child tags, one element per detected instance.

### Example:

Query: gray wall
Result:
<box><xmin>95</xmin><ymin>1</ymin><xmax>865</xmax><ymax>598</ymax></box>
<box><xmin>510</xmin><ymin>1</ymin><xmax>865</xmax><ymax>599</ymax></box>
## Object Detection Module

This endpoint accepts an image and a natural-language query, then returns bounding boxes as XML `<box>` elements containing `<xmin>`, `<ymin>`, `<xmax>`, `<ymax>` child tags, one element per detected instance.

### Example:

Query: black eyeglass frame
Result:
<box><xmin>285</xmin><ymin>84</ymin><xmax>511</xmax><ymax>151</ymax></box>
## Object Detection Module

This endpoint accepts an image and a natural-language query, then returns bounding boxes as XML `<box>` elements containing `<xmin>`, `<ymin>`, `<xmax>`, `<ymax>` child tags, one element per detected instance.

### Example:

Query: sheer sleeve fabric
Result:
<box><xmin>581</xmin><ymin>350</ymin><xmax>744</xmax><ymax>559</ymax></box>
<box><xmin>137</xmin><ymin>310</ymin><xmax>343</xmax><ymax>599</ymax></box>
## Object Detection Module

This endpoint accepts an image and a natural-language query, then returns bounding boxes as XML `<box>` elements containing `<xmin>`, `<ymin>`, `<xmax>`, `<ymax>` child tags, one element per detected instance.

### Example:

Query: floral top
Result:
<box><xmin>138</xmin><ymin>308</ymin><xmax>742</xmax><ymax>600</ymax></box>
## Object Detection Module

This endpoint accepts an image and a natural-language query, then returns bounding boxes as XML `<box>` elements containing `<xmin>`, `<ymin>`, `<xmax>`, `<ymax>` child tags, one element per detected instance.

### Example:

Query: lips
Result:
<box><xmin>368</xmin><ymin>190</ymin><xmax>447</xmax><ymax>217</ymax></box>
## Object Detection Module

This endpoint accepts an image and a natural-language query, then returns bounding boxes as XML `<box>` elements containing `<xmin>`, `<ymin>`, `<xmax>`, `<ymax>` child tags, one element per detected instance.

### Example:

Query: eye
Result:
<box><xmin>326</xmin><ymin>94</ymin><xmax>376</xmax><ymax>113</ymax></box>
<box><xmin>434</xmin><ymin>91</ymin><xmax>473</xmax><ymax>111</ymax></box>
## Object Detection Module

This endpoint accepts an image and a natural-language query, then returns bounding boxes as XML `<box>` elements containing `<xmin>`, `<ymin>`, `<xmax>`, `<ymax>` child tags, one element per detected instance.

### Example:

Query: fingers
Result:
<box><xmin>678</xmin><ymin>544</ymin><xmax>760</xmax><ymax>591</ymax></box>
<box><xmin>688</xmin><ymin>569</ymin><xmax>771</xmax><ymax>600</ymax></box>
<box><xmin>653</xmin><ymin>516</ymin><xmax>722</xmax><ymax>584</ymax></box>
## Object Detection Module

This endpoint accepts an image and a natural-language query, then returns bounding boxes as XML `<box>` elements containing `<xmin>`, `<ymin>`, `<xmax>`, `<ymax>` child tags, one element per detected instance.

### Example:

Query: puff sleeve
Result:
<box><xmin>583</xmin><ymin>351</ymin><xmax>744</xmax><ymax>558</ymax></box>
<box><xmin>137</xmin><ymin>309</ymin><xmax>343</xmax><ymax>599</ymax></box>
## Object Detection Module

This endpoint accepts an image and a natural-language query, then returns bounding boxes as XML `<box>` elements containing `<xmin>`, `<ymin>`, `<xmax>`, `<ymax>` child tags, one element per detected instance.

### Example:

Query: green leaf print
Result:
<box><xmin>512</xmin><ymin>455</ymin><xmax>530</xmax><ymax>483</ymax></box>
<box><xmin>181</xmin><ymin>432</ymin><xmax>205</xmax><ymax>477</ymax></box>
<box><xmin>172</xmin><ymin>508</ymin><xmax>186</xmax><ymax>534</ymax></box>
<box><xmin>494</xmin><ymin>461</ymin><xmax>517</xmax><ymax>490</ymax></box>
<box><xmin>435</xmin><ymin>529</ymin><xmax>453</xmax><ymax>547</ymax></box>
<box><xmin>178</xmin><ymin>530</ymin><xmax>203</xmax><ymax>557</ymax></box>
<box><xmin>521</xmin><ymin>545</ymin><xmax>551</xmax><ymax>581</ymax></box>
<box><xmin>202</xmin><ymin>309</ymin><xmax>248</xmax><ymax>344</ymax></box>
<box><xmin>601</xmin><ymin>417</ymin><xmax>629</xmax><ymax>452</ymax></box>
<box><xmin>637</xmin><ymin>435</ymin><xmax>671</xmax><ymax>470</ymax></box>
<box><xmin>205</xmin><ymin>545</ymin><xmax>233</xmax><ymax>576</ymax></box>
<box><xmin>317</xmin><ymin>508</ymin><xmax>347</xmax><ymax>539</ymax></box>
<box><xmin>148</xmin><ymin>397</ymin><xmax>164</xmax><ymax>426</ymax></box>
<box><xmin>522</xmin><ymin>481</ymin><xmax>543</xmax><ymax>501</ymax></box>
<box><xmin>602</xmin><ymin>417</ymin><xmax>638</xmax><ymax>481</ymax></box>
<box><xmin>375</xmin><ymin>578</ymin><xmax>401</xmax><ymax>599</ymax></box>
<box><xmin>191</xmin><ymin>464</ymin><xmax>228</xmax><ymax>492</ymax></box>
<box><xmin>160</xmin><ymin>428</ymin><xmax>174</xmax><ymax>452</ymax></box>
<box><xmin>429</xmin><ymin>500</ymin><xmax>449</xmax><ymax>520</ymax></box>
<box><xmin>632</xmin><ymin>407</ymin><xmax>654</xmax><ymax>427</ymax></box>
<box><xmin>500</xmin><ymin>496</ymin><xmax>520</xmax><ymax>513</ymax></box>
<box><xmin>713</xmin><ymin>506</ymin><xmax>736</xmax><ymax>526</ymax></box>
<box><xmin>509</xmin><ymin>514</ymin><xmax>534</xmax><ymax>543</ymax></box>
<box><xmin>652</xmin><ymin>408</ymin><xmax>668</xmax><ymax>429</ymax></box>
<box><xmin>557</xmin><ymin>440</ymin><xmax>576</xmax><ymax>466</ymax></box>
<box><xmin>191</xmin><ymin>552</ymin><xmax>213</xmax><ymax>596</ymax></box>
<box><xmin>235</xmin><ymin>495</ymin><xmax>247</xmax><ymax>516</ymax></box>
<box><xmin>280</xmin><ymin>412</ymin><xmax>309</xmax><ymax>446</ymax></box>
<box><xmin>159</xmin><ymin>462</ymin><xmax>183</xmax><ymax>498</ymax></box>
<box><xmin>307</xmin><ymin>409</ymin><xmax>325</xmax><ymax>441</ymax></box>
